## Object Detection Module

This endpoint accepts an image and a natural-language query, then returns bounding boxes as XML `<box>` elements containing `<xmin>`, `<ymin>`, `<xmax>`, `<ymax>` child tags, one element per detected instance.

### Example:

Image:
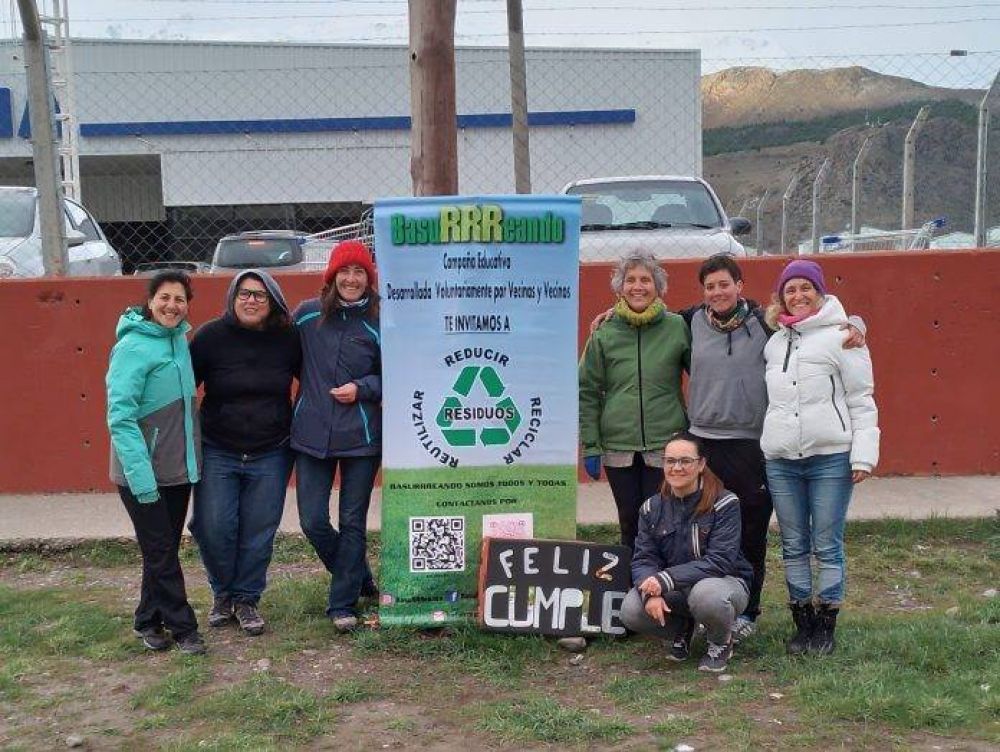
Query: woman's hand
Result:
<box><xmin>638</xmin><ymin>576</ymin><xmax>662</xmax><ymax>598</ymax></box>
<box><xmin>852</xmin><ymin>469</ymin><xmax>871</xmax><ymax>484</ymax></box>
<box><xmin>644</xmin><ymin>595</ymin><xmax>670</xmax><ymax>626</ymax></box>
<box><xmin>330</xmin><ymin>383</ymin><xmax>358</xmax><ymax>404</ymax></box>
<box><xmin>840</xmin><ymin>323</ymin><xmax>866</xmax><ymax>349</ymax></box>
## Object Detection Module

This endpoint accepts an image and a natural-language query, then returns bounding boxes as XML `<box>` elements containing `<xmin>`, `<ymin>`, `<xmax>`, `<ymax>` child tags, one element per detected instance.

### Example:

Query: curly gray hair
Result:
<box><xmin>610</xmin><ymin>251</ymin><xmax>667</xmax><ymax>296</ymax></box>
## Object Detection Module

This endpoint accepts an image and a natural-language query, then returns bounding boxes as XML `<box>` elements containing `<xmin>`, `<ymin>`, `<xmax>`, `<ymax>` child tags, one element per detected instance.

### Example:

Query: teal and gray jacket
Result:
<box><xmin>106</xmin><ymin>308</ymin><xmax>201</xmax><ymax>501</ymax></box>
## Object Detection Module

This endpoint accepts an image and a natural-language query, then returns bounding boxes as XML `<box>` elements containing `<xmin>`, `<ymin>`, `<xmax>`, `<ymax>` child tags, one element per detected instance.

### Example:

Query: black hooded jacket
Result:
<box><xmin>190</xmin><ymin>269</ymin><xmax>302</xmax><ymax>454</ymax></box>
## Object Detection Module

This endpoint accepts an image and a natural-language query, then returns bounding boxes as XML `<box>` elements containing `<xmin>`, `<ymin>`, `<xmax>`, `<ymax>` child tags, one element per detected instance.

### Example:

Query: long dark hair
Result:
<box><xmin>660</xmin><ymin>430</ymin><xmax>725</xmax><ymax>516</ymax></box>
<box><xmin>319</xmin><ymin>282</ymin><xmax>380</xmax><ymax>321</ymax></box>
<box><xmin>141</xmin><ymin>270</ymin><xmax>194</xmax><ymax>320</ymax></box>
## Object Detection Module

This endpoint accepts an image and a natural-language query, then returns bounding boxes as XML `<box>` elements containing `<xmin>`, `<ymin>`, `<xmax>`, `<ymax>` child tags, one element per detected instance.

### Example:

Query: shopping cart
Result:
<box><xmin>818</xmin><ymin>217</ymin><xmax>947</xmax><ymax>253</ymax></box>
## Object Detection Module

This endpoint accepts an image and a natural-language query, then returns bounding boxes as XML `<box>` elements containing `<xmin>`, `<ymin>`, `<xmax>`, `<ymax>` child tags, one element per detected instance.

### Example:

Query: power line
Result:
<box><xmin>72</xmin><ymin>15</ymin><xmax>1000</xmax><ymax>34</ymax></box>
<box><xmin>78</xmin><ymin>3</ymin><xmax>1000</xmax><ymax>19</ymax></box>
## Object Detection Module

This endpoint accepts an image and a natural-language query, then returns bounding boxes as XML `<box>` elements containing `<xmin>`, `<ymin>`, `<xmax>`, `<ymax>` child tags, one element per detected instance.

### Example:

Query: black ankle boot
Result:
<box><xmin>809</xmin><ymin>604</ymin><xmax>839</xmax><ymax>655</ymax></box>
<box><xmin>787</xmin><ymin>601</ymin><xmax>816</xmax><ymax>656</ymax></box>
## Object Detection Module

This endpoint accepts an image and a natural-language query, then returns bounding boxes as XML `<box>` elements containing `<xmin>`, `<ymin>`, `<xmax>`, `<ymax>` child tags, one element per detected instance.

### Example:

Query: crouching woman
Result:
<box><xmin>620</xmin><ymin>431</ymin><xmax>753</xmax><ymax>673</ymax></box>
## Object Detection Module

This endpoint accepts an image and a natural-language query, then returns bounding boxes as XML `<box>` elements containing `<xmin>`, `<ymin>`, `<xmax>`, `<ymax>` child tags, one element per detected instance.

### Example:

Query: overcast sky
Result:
<box><xmin>4</xmin><ymin>1</ymin><xmax>998</xmax><ymax>87</ymax></box>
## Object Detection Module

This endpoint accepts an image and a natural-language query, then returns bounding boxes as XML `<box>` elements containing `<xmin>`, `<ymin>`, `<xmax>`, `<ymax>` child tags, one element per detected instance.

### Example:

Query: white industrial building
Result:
<box><xmin>0</xmin><ymin>39</ymin><xmax>700</xmax><ymax>262</ymax></box>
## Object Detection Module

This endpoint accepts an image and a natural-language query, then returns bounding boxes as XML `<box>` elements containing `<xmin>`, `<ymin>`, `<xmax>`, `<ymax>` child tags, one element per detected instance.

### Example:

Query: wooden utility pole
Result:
<box><xmin>17</xmin><ymin>0</ymin><xmax>68</xmax><ymax>275</ymax></box>
<box><xmin>408</xmin><ymin>0</ymin><xmax>458</xmax><ymax>196</ymax></box>
<box><xmin>507</xmin><ymin>0</ymin><xmax>531</xmax><ymax>193</ymax></box>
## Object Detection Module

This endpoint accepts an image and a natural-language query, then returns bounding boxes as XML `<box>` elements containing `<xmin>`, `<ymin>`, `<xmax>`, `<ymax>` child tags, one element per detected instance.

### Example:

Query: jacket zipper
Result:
<box><xmin>830</xmin><ymin>375</ymin><xmax>847</xmax><ymax>431</ymax></box>
<box><xmin>637</xmin><ymin>327</ymin><xmax>646</xmax><ymax>446</ymax></box>
<box><xmin>782</xmin><ymin>331</ymin><xmax>794</xmax><ymax>373</ymax></box>
<box><xmin>148</xmin><ymin>427</ymin><xmax>159</xmax><ymax>456</ymax></box>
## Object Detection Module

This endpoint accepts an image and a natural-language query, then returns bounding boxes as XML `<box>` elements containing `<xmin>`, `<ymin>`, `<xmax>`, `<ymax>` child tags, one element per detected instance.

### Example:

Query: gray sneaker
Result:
<box><xmin>732</xmin><ymin>615</ymin><xmax>757</xmax><ymax>643</ymax></box>
<box><xmin>135</xmin><ymin>626</ymin><xmax>171</xmax><ymax>651</ymax></box>
<box><xmin>698</xmin><ymin>640</ymin><xmax>733</xmax><ymax>673</ymax></box>
<box><xmin>331</xmin><ymin>615</ymin><xmax>358</xmax><ymax>633</ymax></box>
<box><xmin>234</xmin><ymin>602</ymin><xmax>265</xmax><ymax>636</ymax></box>
<box><xmin>175</xmin><ymin>631</ymin><xmax>207</xmax><ymax>655</ymax></box>
<box><xmin>208</xmin><ymin>596</ymin><xmax>233</xmax><ymax>628</ymax></box>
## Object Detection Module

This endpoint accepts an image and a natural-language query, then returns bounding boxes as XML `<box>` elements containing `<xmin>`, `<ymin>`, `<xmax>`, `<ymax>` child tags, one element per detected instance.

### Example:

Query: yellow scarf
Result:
<box><xmin>613</xmin><ymin>297</ymin><xmax>665</xmax><ymax>327</ymax></box>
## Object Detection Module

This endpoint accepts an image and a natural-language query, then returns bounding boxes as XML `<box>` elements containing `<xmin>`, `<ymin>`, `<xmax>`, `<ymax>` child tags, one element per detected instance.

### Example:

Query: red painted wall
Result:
<box><xmin>1</xmin><ymin>251</ymin><xmax>997</xmax><ymax>493</ymax></box>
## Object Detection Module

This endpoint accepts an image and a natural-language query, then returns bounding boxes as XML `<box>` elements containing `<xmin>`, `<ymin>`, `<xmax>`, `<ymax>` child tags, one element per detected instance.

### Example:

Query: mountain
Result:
<box><xmin>699</xmin><ymin>66</ymin><xmax>994</xmax><ymax>247</ymax></box>
<box><xmin>702</xmin><ymin>66</ymin><xmax>982</xmax><ymax>129</ymax></box>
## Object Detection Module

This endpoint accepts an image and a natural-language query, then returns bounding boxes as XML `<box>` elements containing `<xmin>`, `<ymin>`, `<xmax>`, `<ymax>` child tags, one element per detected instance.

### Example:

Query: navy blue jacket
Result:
<box><xmin>631</xmin><ymin>487</ymin><xmax>753</xmax><ymax>593</ymax></box>
<box><xmin>291</xmin><ymin>298</ymin><xmax>381</xmax><ymax>458</ymax></box>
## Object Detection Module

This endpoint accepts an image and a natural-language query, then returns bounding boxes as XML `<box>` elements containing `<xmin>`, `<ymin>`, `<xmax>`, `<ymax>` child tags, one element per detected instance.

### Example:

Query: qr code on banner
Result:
<box><xmin>409</xmin><ymin>516</ymin><xmax>465</xmax><ymax>573</ymax></box>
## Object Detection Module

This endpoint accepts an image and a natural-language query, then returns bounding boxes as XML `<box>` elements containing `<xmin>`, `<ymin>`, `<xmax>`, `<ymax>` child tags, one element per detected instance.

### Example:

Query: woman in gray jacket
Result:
<box><xmin>762</xmin><ymin>260</ymin><xmax>879</xmax><ymax>656</ymax></box>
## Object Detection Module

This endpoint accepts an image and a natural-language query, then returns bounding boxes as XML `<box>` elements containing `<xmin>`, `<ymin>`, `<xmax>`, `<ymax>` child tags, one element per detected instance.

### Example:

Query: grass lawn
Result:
<box><xmin>0</xmin><ymin>518</ymin><xmax>997</xmax><ymax>750</ymax></box>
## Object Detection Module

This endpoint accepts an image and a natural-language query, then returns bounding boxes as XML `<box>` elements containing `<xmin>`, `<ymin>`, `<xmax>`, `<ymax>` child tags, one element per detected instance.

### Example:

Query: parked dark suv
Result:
<box><xmin>209</xmin><ymin>230</ymin><xmax>315</xmax><ymax>273</ymax></box>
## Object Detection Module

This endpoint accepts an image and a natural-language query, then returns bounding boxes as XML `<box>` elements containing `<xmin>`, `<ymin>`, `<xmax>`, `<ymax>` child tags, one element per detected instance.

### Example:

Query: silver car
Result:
<box><xmin>0</xmin><ymin>187</ymin><xmax>122</xmax><ymax>278</ymax></box>
<box><xmin>562</xmin><ymin>175</ymin><xmax>751</xmax><ymax>261</ymax></box>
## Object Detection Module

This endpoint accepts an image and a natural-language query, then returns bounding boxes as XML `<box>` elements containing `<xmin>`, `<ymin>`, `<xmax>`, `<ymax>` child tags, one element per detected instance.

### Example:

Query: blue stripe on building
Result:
<box><xmin>77</xmin><ymin>109</ymin><xmax>636</xmax><ymax>138</ymax></box>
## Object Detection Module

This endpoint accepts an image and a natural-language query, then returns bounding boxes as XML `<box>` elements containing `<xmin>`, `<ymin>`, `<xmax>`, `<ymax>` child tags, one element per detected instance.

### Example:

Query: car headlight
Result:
<box><xmin>0</xmin><ymin>256</ymin><xmax>16</xmax><ymax>278</ymax></box>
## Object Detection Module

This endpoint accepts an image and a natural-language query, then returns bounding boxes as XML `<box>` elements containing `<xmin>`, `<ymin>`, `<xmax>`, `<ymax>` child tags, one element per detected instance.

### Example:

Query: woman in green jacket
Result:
<box><xmin>579</xmin><ymin>251</ymin><xmax>691</xmax><ymax>556</ymax></box>
<box><xmin>106</xmin><ymin>270</ymin><xmax>205</xmax><ymax>655</ymax></box>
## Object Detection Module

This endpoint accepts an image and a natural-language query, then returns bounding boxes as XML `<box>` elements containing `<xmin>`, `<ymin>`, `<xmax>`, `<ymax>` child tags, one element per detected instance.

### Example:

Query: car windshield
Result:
<box><xmin>215</xmin><ymin>237</ymin><xmax>302</xmax><ymax>268</ymax></box>
<box><xmin>0</xmin><ymin>192</ymin><xmax>37</xmax><ymax>237</ymax></box>
<box><xmin>566</xmin><ymin>180</ymin><xmax>723</xmax><ymax>230</ymax></box>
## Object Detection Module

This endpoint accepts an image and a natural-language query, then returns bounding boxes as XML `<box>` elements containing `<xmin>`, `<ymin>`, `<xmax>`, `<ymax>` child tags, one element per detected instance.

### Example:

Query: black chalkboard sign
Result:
<box><xmin>477</xmin><ymin>538</ymin><xmax>632</xmax><ymax>637</ymax></box>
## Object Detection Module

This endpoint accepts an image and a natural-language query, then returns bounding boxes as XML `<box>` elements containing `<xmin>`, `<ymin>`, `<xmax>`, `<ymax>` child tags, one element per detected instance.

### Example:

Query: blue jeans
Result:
<box><xmin>295</xmin><ymin>452</ymin><xmax>380</xmax><ymax>617</ymax></box>
<box><xmin>766</xmin><ymin>452</ymin><xmax>854</xmax><ymax>606</ymax></box>
<box><xmin>190</xmin><ymin>443</ymin><xmax>292</xmax><ymax>605</ymax></box>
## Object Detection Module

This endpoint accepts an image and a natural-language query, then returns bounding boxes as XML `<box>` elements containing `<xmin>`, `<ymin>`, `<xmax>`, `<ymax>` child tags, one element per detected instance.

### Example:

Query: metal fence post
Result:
<box><xmin>17</xmin><ymin>0</ymin><xmax>68</xmax><ymax>276</ymax></box>
<box><xmin>901</xmin><ymin>106</ymin><xmax>930</xmax><ymax>230</ymax></box>
<box><xmin>974</xmin><ymin>71</ymin><xmax>1000</xmax><ymax>247</ymax></box>
<box><xmin>811</xmin><ymin>158</ymin><xmax>831</xmax><ymax>254</ymax></box>
<box><xmin>781</xmin><ymin>172</ymin><xmax>800</xmax><ymax>255</ymax></box>
<box><xmin>851</xmin><ymin>135</ymin><xmax>873</xmax><ymax>239</ymax></box>
<box><xmin>755</xmin><ymin>189</ymin><xmax>769</xmax><ymax>255</ymax></box>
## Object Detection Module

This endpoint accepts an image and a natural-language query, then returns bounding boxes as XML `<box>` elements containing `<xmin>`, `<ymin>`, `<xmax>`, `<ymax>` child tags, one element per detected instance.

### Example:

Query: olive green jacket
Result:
<box><xmin>579</xmin><ymin>307</ymin><xmax>691</xmax><ymax>457</ymax></box>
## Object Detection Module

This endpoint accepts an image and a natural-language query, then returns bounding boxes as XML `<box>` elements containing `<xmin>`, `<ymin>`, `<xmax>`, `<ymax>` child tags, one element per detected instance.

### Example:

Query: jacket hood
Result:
<box><xmin>115</xmin><ymin>306</ymin><xmax>191</xmax><ymax>341</ymax></box>
<box><xmin>225</xmin><ymin>269</ymin><xmax>290</xmax><ymax>317</ymax></box>
<box><xmin>784</xmin><ymin>294</ymin><xmax>848</xmax><ymax>331</ymax></box>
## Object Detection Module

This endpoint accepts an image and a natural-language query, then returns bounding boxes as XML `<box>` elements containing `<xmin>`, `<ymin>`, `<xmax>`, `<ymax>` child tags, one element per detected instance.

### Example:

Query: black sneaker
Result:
<box><xmin>667</xmin><ymin>619</ymin><xmax>694</xmax><ymax>662</ymax></box>
<box><xmin>135</xmin><ymin>626</ymin><xmax>171</xmax><ymax>652</ymax></box>
<box><xmin>175</xmin><ymin>631</ymin><xmax>207</xmax><ymax>655</ymax></box>
<box><xmin>234</xmin><ymin>602</ymin><xmax>266</xmax><ymax>636</ymax></box>
<box><xmin>208</xmin><ymin>596</ymin><xmax>233</xmax><ymax>628</ymax></box>
<box><xmin>698</xmin><ymin>640</ymin><xmax>733</xmax><ymax>673</ymax></box>
<box><xmin>667</xmin><ymin>634</ymin><xmax>690</xmax><ymax>662</ymax></box>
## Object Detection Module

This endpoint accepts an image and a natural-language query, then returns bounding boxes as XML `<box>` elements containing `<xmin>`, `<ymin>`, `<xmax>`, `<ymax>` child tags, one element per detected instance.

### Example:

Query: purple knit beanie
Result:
<box><xmin>776</xmin><ymin>259</ymin><xmax>826</xmax><ymax>296</ymax></box>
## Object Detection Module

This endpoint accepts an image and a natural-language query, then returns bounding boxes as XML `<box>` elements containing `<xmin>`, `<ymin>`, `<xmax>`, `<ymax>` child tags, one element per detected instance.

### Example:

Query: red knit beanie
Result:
<box><xmin>323</xmin><ymin>240</ymin><xmax>377</xmax><ymax>288</ymax></box>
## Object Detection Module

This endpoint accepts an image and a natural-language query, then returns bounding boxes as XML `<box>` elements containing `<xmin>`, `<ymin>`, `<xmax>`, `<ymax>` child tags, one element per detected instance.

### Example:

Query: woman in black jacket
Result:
<box><xmin>189</xmin><ymin>270</ymin><xmax>300</xmax><ymax>636</ymax></box>
<box><xmin>620</xmin><ymin>431</ymin><xmax>752</xmax><ymax>673</ymax></box>
<box><xmin>291</xmin><ymin>241</ymin><xmax>382</xmax><ymax>633</ymax></box>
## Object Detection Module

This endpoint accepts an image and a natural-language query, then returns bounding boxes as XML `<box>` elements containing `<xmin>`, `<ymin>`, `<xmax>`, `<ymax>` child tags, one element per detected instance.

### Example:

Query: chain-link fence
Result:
<box><xmin>0</xmin><ymin>39</ymin><xmax>996</xmax><ymax>274</ymax></box>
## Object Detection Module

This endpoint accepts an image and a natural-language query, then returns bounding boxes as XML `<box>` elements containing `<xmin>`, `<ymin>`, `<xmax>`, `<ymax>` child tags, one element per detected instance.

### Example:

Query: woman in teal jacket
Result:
<box><xmin>106</xmin><ymin>270</ymin><xmax>205</xmax><ymax>655</ymax></box>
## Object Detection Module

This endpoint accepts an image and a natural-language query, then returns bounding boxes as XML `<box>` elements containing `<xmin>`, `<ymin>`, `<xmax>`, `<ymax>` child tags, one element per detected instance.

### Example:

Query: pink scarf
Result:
<box><xmin>777</xmin><ymin>309</ymin><xmax>818</xmax><ymax>327</ymax></box>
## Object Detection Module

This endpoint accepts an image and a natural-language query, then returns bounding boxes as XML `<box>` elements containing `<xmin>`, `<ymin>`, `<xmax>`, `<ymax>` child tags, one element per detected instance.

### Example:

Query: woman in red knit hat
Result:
<box><xmin>291</xmin><ymin>240</ymin><xmax>382</xmax><ymax>632</ymax></box>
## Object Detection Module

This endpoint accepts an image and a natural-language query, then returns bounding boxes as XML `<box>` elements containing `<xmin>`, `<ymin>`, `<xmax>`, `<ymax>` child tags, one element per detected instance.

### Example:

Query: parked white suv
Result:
<box><xmin>0</xmin><ymin>187</ymin><xmax>122</xmax><ymax>278</ymax></box>
<box><xmin>562</xmin><ymin>175</ymin><xmax>751</xmax><ymax>261</ymax></box>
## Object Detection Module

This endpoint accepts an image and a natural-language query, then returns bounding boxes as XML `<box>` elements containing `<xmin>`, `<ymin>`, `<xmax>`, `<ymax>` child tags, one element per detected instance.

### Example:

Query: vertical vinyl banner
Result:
<box><xmin>376</xmin><ymin>195</ymin><xmax>581</xmax><ymax>626</ymax></box>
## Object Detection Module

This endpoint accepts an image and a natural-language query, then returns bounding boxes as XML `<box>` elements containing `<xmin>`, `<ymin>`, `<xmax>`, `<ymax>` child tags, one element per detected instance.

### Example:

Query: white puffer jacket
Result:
<box><xmin>761</xmin><ymin>294</ymin><xmax>880</xmax><ymax>471</ymax></box>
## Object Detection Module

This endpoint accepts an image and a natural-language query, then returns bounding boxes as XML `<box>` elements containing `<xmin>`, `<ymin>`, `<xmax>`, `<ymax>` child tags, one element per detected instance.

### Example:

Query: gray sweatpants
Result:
<box><xmin>620</xmin><ymin>576</ymin><xmax>749</xmax><ymax>645</ymax></box>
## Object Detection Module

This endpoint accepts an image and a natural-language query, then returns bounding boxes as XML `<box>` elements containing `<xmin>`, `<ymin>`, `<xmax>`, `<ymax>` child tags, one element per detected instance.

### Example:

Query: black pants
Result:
<box><xmin>119</xmin><ymin>484</ymin><xmax>199</xmax><ymax>639</ymax></box>
<box><xmin>700</xmin><ymin>438</ymin><xmax>773</xmax><ymax>619</ymax></box>
<box><xmin>604</xmin><ymin>454</ymin><xmax>663</xmax><ymax>557</ymax></box>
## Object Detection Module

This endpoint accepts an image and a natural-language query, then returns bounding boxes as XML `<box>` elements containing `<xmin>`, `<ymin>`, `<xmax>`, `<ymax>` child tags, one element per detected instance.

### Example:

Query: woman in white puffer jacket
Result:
<box><xmin>761</xmin><ymin>259</ymin><xmax>879</xmax><ymax>658</ymax></box>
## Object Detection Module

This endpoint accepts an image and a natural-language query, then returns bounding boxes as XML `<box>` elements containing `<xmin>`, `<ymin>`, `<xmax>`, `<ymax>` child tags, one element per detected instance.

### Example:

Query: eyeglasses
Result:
<box><xmin>663</xmin><ymin>457</ymin><xmax>700</xmax><ymax>469</ymax></box>
<box><xmin>236</xmin><ymin>289</ymin><xmax>269</xmax><ymax>303</ymax></box>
